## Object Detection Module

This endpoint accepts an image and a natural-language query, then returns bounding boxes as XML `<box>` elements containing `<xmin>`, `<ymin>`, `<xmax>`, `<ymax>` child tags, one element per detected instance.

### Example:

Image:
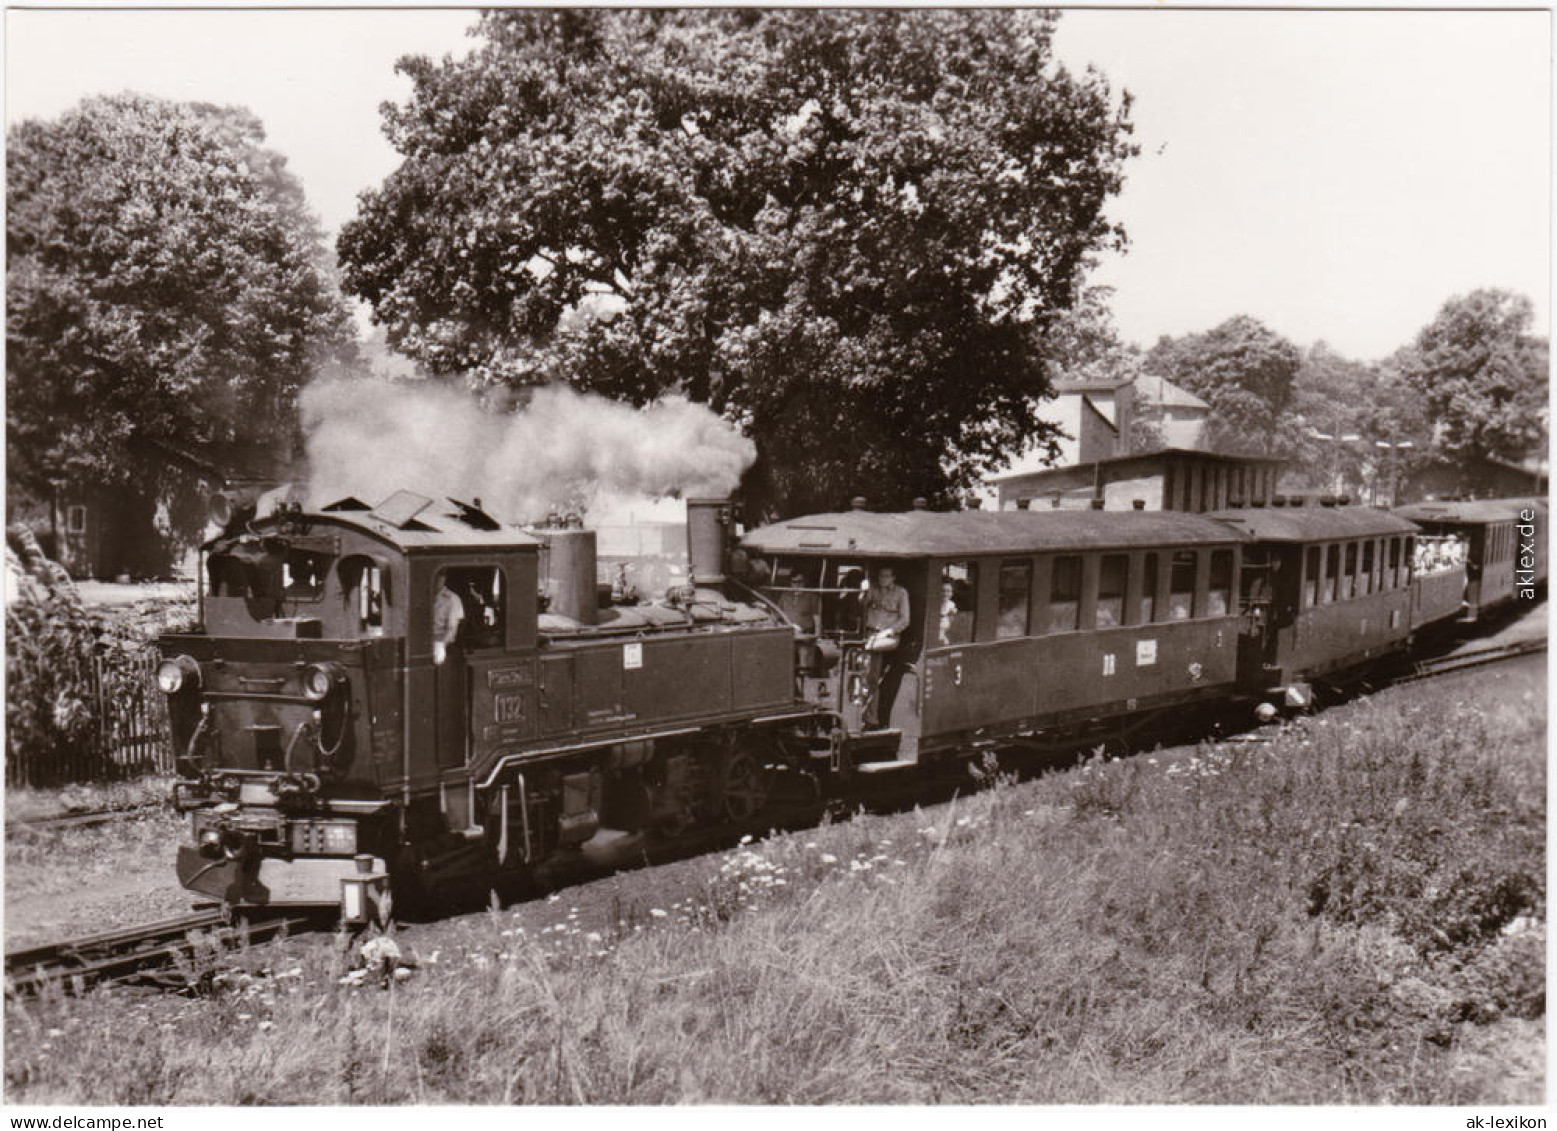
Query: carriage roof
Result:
<box><xmin>1205</xmin><ymin>507</ymin><xmax>1419</xmax><ymax>543</ymax></box>
<box><xmin>741</xmin><ymin>508</ymin><xmax>1247</xmax><ymax>558</ymax></box>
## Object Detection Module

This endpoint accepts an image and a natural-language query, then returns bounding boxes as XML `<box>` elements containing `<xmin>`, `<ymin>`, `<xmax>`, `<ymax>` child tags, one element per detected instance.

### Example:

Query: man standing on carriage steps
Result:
<box><xmin>862</xmin><ymin>566</ymin><xmax>911</xmax><ymax>729</ymax></box>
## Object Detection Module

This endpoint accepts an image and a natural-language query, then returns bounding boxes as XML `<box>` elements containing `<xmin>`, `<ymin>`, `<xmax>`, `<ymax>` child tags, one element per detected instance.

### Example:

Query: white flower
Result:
<box><xmin>820</xmin><ymin>853</ymin><xmax>837</xmax><ymax>864</ymax></box>
<box><xmin>650</xmin><ymin>908</ymin><xmax>668</xmax><ymax>918</ymax></box>
<box><xmin>360</xmin><ymin>937</ymin><xmax>402</xmax><ymax>969</ymax></box>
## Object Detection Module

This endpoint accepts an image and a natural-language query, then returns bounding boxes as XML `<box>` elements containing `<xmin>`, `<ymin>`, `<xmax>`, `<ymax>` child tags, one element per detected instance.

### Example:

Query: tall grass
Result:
<box><xmin>5</xmin><ymin>676</ymin><xmax>1543</xmax><ymax>1104</ymax></box>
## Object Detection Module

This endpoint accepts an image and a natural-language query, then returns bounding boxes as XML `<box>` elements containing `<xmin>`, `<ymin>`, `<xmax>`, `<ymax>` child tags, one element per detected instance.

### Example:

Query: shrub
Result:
<box><xmin>4</xmin><ymin>525</ymin><xmax>153</xmax><ymax>785</ymax></box>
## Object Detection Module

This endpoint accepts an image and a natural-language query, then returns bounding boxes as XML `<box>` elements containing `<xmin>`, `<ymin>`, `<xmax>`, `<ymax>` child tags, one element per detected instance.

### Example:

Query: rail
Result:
<box><xmin>4</xmin><ymin>907</ymin><xmax>324</xmax><ymax>997</ymax></box>
<box><xmin>1397</xmin><ymin>637</ymin><xmax>1547</xmax><ymax>684</ymax></box>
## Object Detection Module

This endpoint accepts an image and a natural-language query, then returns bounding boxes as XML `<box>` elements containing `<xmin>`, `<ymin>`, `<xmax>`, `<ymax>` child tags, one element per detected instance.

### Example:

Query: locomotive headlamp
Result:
<box><xmin>302</xmin><ymin>662</ymin><xmax>346</xmax><ymax>701</ymax></box>
<box><xmin>156</xmin><ymin>655</ymin><xmax>201</xmax><ymax>695</ymax></box>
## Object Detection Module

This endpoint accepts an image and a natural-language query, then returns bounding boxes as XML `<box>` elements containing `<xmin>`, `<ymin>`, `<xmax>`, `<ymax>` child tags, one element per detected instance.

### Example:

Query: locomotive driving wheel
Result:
<box><xmin>715</xmin><ymin>747</ymin><xmax>770</xmax><ymax>823</ymax></box>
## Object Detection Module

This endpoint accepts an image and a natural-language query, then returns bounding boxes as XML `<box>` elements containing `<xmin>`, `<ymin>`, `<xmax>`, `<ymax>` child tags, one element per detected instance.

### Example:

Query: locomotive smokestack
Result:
<box><xmin>686</xmin><ymin>497</ymin><xmax>732</xmax><ymax>585</ymax></box>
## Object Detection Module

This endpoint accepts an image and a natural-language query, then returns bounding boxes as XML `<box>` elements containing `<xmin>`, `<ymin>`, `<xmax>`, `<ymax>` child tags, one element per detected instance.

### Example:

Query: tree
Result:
<box><xmin>7</xmin><ymin>94</ymin><xmax>357</xmax><ymax>508</ymax></box>
<box><xmin>1393</xmin><ymin>289</ymin><xmax>1548</xmax><ymax>466</ymax></box>
<box><xmin>339</xmin><ymin>10</ymin><xmax>1136</xmax><ymax>514</ymax></box>
<box><xmin>1142</xmin><ymin>316</ymin><xmax>1302</xmax><ymax>458</ymax></box>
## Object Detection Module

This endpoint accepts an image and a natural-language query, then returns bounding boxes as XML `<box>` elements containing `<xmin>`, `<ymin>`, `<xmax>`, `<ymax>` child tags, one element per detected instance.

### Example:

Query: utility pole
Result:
<box><xmin>1374</xmin><ymin>437</ymin><xmax>1414</xmax><ymax>507</ymax></box>
<box><xmin>1308</xmin><ymin>430</ymin><xmax>1360</xmax><ymax>498</ymax></box>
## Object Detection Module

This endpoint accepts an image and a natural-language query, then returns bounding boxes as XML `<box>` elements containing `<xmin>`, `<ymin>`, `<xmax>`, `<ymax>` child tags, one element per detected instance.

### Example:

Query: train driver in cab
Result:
<box><xmin>433</xmin><ymin>579</ymin><xmax>464</xmax><ymax>665</ymax></box>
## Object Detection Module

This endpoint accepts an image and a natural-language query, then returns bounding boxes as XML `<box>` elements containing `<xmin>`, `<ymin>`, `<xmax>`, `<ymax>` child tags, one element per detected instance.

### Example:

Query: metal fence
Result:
<box><xmin>6</xmin><ymin>648</ymin><xmax>175</xmax><ymax>788</ymax></box>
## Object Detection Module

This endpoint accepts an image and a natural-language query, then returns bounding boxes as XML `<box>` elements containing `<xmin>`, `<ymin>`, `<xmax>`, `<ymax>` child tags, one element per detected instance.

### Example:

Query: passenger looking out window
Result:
<box><xmin>940</xmin><ymin>562</ymin><xmax>977</xmax><ymax>645</ymax></box>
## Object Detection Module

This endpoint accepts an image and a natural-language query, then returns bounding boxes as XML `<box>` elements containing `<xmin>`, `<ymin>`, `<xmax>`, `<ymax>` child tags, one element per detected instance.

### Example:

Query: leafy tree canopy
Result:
<box><xmin>1391</xmin><ymin>289</ymin><xmax>1548</xmax><ymax>466</ymax></box>
<box><xmin>339</xmin><ymin>9</ymin><xmax>1136</xmax><ymax>514</ymax></box>
<box><xmin>7</xmin><ymin>93</ymin><xmax>357</xmax><ymax>495</ymax></box>
<box><xmin>1142</xmin><ymin>316</ymin><xmax>1302</xmax><ymax>457</ymax></box>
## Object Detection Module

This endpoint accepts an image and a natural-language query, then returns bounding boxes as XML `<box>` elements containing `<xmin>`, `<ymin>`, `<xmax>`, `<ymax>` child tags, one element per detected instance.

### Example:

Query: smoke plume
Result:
<box><xmin>299</xmin><ymin>377</ymin><xmax>756</xmax><ymax>524</ymax></box>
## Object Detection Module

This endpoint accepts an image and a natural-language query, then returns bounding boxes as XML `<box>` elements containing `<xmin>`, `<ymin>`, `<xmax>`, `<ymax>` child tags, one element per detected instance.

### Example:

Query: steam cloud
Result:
<box><xmin>299</xmin><ymin>377</ymin><xmax>756</xmax><ymax>524</ymax></box>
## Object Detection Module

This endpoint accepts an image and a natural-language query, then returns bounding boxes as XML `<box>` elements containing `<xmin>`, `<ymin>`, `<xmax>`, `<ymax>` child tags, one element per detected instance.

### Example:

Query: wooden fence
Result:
<box><xmin>6</xmin><ymin>649</ymin><xmax>175</xmax><ymax>788</ymax></box>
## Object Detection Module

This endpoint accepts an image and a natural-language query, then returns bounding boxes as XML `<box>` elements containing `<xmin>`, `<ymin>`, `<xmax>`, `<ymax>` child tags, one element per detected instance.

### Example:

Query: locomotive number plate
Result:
<box><xmin>623</xmin><ymin>642</ymin><xmax>643</xmax><ymax>670</ymax></box>
<box><xmin>492</xmin><ymin>693</ymin><xmax>527</xmax><ymax>724</ymax></box>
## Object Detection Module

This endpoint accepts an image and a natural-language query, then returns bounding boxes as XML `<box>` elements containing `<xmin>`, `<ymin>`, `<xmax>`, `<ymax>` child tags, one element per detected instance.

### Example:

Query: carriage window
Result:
<box><xmin>1168</xmin><ymin>550</ymin><xmax>1197</xmax><ymax>620</ymax></box>
<box><xmin>1304</xmin><ymin>546</ymin><xmax>1320</xmax><ymax>608</ymax></box>
<box><xmin>1207</xmin><ymin>550</ymin><xmax>1233</xmax><ymax>615</ymax></box>
<box><xmin>1404</xmin><ymin>537</ymin><xmax>1415</xmax><ymax>584</ymax></box>
<box><xmin>1048</xmin><ymin>556</ymin><xmax>1082</xmax><ymax>633</ymax></box>
<box><xmin>939</xmin><ymin>561</ymin><xmax>977</xmax><ymax>645</ymax></box>
<box><xmin>1388</xmin><ymin>537</ymin><xmax>1401</xmax><ymax>588</ymax></box>
<box><xmin>1343</xmin><ymin>543</ymin><xmax>1358</xmax><ymax>600</ymax></box>
<box><xmin>820</xmin><ymin>560</ymin><xmax>868</xmax><ymax>637</ymax></box>
<box><xmin>996</xmin><ymin>560</ymin><xmax>1032</xmax><ymax>639</ymax></box>
<box><xmin>1140</xmin><ymin>553</ymin><xmax>1159</xmax><ymax>623</ymax></box>
<box><xmin>1096</xmin><ymin>554</ymin><xmax>1127</xmax><ymax>628</ymax></box>
<box><xmin>440</xmin><ymin>566</ymin><xmax>506</xmax><ymax>650</ymax></box>
<box><xmin>1360</xmin><ymin>540</ymin><xmax>1375</xmax><ymax>595</ymax></box>
<box><xmin>1324</xmin><ymin>545</ymin><xmax>1340</xmax><ymax>603</ymax></box>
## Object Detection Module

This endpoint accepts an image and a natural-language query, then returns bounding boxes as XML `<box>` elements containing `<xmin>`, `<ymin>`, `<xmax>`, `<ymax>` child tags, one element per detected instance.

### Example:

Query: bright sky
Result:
<box><xmin>5</xmin><ymin>6</ymin><xmax>1551</xmax><ymax>363</ymax></box>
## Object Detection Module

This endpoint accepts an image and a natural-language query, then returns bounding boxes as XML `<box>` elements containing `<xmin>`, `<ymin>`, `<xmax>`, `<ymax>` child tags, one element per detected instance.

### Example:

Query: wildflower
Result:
<box><xmin>360</xmin><ymin>936</ymin><xmax>401</xmax><ymax>968</ymax></box>
<box><xmin>258</xmin><ymin>1021</ymin><xmax>274</xmax><ymax>1032</ymax></box>
<box><xmin>393</xmin><ymin>967</ymin><xmax>413</xmax><ymax>984</ymax></box>
<box><xmin>820</xmin><ymin>853</ymin><xmax>837</xmax><ymax>864</ymax></box>
<box><xmin>650</xmin><ymin>908</ymin><xmax>668</xmax><ymax>919</ymax></box>
<box><xmin>740</xmin><ymin>834</ymin><xmax>753</xmax><ymax>845</ymax></box>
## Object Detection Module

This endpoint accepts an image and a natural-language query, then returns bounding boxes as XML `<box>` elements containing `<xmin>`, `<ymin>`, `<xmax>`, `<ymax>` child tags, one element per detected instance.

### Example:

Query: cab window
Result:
<box><xmin>281</xmin><ymin>550</ymin><xmax>329</xmax><ymax>601</ymax></box>
<box><xmin>1140</xmin><ymin>553</ymin><xmax>1159</xmax><ymax>623</ymax></box>
<box><xmin>340</xmin><ymin>556</ymin><xmax>389</xmax><ymax>635</ymax></box>
<box><xmin>439</xmin><ymin>566</ymin><xmax>506</xmax><ymax>650</ymax></box>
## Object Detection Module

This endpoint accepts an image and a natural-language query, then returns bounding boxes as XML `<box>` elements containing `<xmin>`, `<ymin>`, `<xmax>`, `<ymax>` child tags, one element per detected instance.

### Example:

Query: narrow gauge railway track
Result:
<box><xmin>1394</xmin><ymin>636</ymin><xmax>1546</xmax><ymax>685</ymax></box>
<box><xmin>6</xmin><ymin>803</ymin><xmax>167</xmax><ymax>836</ymax></box>
<box><xmin>5</xmin><ymin>908</ymin><xmax>324</xmax><ymax>998</ymax></box>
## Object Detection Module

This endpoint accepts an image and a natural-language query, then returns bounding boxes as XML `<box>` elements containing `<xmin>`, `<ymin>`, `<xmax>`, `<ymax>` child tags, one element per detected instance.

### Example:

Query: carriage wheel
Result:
<box><xmin>717</xmin><ymin>749</ymin><xmax>770</xmax><ymax>823</ymax></box>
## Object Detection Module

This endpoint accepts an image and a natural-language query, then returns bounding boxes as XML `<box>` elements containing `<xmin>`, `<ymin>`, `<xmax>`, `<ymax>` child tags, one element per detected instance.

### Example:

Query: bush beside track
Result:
<box><xmin>5</xmin><ymin>656</ymin><xmax>1544</xmax><ymax>1104</ymax></box>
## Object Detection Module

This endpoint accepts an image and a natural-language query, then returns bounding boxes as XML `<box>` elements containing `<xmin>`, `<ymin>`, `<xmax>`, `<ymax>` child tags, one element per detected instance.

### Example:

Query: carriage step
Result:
<box><xmin>855</xmin><ymin>759</ymin><xmax>919</xmax><ymax>775</ymax></box>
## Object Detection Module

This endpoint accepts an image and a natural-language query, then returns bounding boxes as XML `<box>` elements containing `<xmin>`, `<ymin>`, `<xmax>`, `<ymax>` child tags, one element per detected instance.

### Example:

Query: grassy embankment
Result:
<box><xmin>5</xmin><ymin>665</ymin><xmax>1544</xmax><ymax>1104</ymax></box>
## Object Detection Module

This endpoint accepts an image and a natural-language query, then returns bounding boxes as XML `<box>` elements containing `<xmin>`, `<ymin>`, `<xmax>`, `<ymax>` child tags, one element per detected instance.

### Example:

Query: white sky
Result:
<box><xmin>4</xmin><ymin>6</ymin><xmax>1551</xmax><ymax>363</ymax></box>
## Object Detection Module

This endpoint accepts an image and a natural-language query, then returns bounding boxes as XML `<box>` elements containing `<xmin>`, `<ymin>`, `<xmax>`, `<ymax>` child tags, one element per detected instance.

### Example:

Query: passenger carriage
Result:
<box><xmin>1393</xmin><ymin>499</ymin><xmax>1538</xmax><ymax>620</ymax></box>
<box><xmin>739</xmin><ymin>509</ymin><xmax>1249</xmax><ymax>768</ymax></box>
<box><xmin>1204</xmin><ymin>507</ymin><xmax>1421</xmax><ymax>703</ymax></box>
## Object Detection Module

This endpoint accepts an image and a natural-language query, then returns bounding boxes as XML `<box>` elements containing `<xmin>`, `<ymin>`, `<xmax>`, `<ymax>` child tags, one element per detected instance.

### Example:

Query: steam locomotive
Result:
<box><xmin>156</xmin><ymin>489</ymin><xmax>1541</xmax><ymax>922</ymax></box>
